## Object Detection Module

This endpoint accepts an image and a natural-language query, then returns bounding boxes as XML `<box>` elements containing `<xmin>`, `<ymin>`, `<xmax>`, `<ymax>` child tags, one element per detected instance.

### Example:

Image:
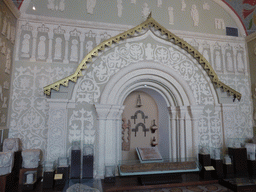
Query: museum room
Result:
<box><xmin>1</xmin><ymin>0</ymin><xmax>256</xmax><ymax>191</ymax></box>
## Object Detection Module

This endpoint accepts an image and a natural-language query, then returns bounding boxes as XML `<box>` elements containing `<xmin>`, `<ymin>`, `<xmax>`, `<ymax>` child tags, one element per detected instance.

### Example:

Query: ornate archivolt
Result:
<box><xmin>43</xmin><ymin>14</ymin><xmax>242</xmax><ymax>101</ymax></box>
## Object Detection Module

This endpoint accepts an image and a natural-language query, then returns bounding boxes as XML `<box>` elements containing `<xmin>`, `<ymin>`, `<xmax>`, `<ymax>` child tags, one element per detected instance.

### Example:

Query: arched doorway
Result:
<box><xmin>94</xmin><ymin>62</ymin><xmax>206</xmax><ymax>178</ymax></box>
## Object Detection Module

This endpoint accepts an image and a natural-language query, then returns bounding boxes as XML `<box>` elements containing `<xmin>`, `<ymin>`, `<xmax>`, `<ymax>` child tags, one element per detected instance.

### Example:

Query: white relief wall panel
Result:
<box><xmin>9</xmin><ymin>65</ymin><xmax>75</xmax><ymax>158</ymax></box>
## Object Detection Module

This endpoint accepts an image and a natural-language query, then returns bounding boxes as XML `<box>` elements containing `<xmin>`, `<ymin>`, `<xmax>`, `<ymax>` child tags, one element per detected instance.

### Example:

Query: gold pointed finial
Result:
<box><xmin>147</xmin><ymin>12</ymin><xmax>152</xmax><ymax>19</ymax></box>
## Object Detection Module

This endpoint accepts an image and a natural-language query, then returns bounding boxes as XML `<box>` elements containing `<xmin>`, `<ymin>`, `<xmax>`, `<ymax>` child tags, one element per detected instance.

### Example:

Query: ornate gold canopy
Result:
<box><xmin>44</xmin><ymin>15</ymin><xmax>242</xmax><ymax>101</ymax></box>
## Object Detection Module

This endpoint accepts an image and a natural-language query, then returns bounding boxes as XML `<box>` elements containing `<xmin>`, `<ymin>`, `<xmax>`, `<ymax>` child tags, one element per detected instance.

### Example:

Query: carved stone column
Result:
<box><xmin>189</xmin><ymin>105</ymin><xmax>204</xmax><ymax>157</ymax></box>
<box><xmin>94</xmin><ymin>104</ymin><xmax>124</xmax><ymax>178</ymax></box>
<box><xmin>168</xmin><ymin>106</ymin><xmax>178</xmax><ymax>160</ymax></box>
<box><xmin>46</xmin><ymin>99</ymin><xmax>68</xmax><ymax>162</ymax></box>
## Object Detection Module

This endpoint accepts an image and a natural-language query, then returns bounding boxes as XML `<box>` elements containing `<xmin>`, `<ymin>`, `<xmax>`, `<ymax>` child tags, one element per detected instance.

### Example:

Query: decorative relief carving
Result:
<box><xmin>1</xmin><ymin>41</ymin><xmax>6</xmax><ymax>55</ymax></box>
<box><xmin>69</xmin><ymin>108</ymin><xmax>95</xmax><ymax>145</ymax></box>
<box><xmin>1</xmin><ymin>14</ymin><xmax>7</xmax><ymax>36</ymax></box>
<box><xmin>5</xmin><ymin>48</ymin><xmax>11</xmax><ymax>74</ymax></box>
<box><xmin>3</xmin><ymin>81</ymin><xmax>9</xmax><ymax>90</ymax></box>
<box><xmin>122</xmin><ymin>118</ymin><xmax>131</xmax><ymax>151</ymax></box>
<box><xmin>191</xmin><ymin>4</ymin><xmax>199</xmax><ymax>26</ymax></box>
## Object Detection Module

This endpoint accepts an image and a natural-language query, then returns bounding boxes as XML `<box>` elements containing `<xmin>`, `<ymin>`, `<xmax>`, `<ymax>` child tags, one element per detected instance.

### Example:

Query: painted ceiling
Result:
<box><xmin>11</xmin><ymin>0</ymin><xmax>256</xmax><ymax>35</ymax></box>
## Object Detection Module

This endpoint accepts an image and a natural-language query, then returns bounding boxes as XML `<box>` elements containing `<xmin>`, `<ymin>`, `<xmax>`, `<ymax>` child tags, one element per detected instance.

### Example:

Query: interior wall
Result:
<box><xmin>6</xmin><ymin>1</ymin><xmax>253</xmax><ymax>173</ymax></box>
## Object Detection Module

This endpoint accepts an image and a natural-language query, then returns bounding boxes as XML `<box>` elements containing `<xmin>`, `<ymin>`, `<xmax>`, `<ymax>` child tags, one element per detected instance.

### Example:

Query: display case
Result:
<box><xmin>22</xmin><ymin>170</ymin><xmax>37</xmax><ymax>190</ymax></box>
<box><xmin>83</xmin><ymin>144</ymin><xmax>94</xmax><ymax>179</ymax></box>
<box><xmin>118</xmin><ymin>157</ymin><xmax>199</xmax><ymax>176</ymax></box>
<box><xmin>23</xmin><ymin>171</ymin><xmax>37</xmax><ymax>184</ymax></box>
<box><xmin>43</xmin><ymin>161</ymin><xmax>55</xmax><ymax>189</ymax></box>
<box><xmin>71</xmin><ymin>141</ymin><xmax>81</xmax><ymax>179</ymax></box>
<box><xmin>104</xmin><ymin>165</ymin><xmax>116</xmax><ymax>183</ymax></box>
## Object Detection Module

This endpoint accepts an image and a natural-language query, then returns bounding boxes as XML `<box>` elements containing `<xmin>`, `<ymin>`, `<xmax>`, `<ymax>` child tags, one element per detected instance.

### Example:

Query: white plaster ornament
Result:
<box><xmin>0</xmin><ymin>152</ymin><xmax>14</xmax><ymax>176</ymax></box>
<box><xmin>22</xmin><ymin>149</ymin><xmax>41</xmax><ymax>168</ymax></box>
<box><xmin>3</xmin><ymin>138</ymin><xmax>20</xmax><ymax>152</ymax></box>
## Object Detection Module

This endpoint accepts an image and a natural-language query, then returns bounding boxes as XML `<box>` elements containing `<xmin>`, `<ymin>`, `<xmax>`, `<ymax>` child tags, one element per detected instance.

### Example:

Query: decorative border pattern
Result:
<box><xmin>43</xmin><ymin>15</ymin><xmax>242</xmax><ymax>100</ymax></box>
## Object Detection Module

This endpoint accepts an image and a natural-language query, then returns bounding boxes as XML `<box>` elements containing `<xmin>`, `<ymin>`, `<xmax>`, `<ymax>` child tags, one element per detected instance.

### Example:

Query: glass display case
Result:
<box><xmin>198</xmin><ymin>145</ymin><xmax>210</xmax><ymax>155</ymax></box>
<box><xmin>245</xmin><ymin>143</ymin><xmax>256</xmax><ymax>160</ymax></box>
<box><xmin>44</xmin><ymin>160</ymin><xmax>55</xmax><ymax>172</ymax></box>
<box><xmin>104</xmin><ymin>165</ymin><xmax>116</xmax><ymax>183</ymax></box>
<box><xmin>118</xmin><ymin>157</ymin><xmax>199</xmax><ymax>176</ymax></box>
<box><xmin>210</xmin><ymin>147</ymin><xmax>222</xmax><ymax>160</ymax></box>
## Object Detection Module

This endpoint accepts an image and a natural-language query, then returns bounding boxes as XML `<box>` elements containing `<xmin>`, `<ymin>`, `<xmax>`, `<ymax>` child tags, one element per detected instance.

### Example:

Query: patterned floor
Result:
<box><xmin>124</xmin><ymin>184</ymin><xmax>231</xmax><ymax>192</ymax></box>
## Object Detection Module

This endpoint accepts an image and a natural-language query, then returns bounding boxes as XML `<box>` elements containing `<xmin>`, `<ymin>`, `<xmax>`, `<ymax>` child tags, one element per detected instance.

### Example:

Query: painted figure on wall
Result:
<box><xmin>181</xmin><ymin>0</ymin><xmax>186</xmax><ymax>11</ymax></box>
<box><xmin>59</xmin><ymin>0</ymin><xmax>65</xmax><ymax>11</ymax></box>
<box><xmin>203</xmin><ymin>49</ymin><xmax>209</xmax><ymax>62</ymax></box>
<box><xmin>117</xmin><ymin>0</ymin><xmax>123</xmax><ymax>18</ymax></box>
<box><xmin>142</xmin><ymin>3</ymin><xmax>150</xmax><ymax>18</ymax></box>
<box><xmin>157</xmin><ymin>0</ymin><xmax>162</xmax><ymax>8</ymax></box>
<box><xmin>38</xmin><ymin>36</ymin><xmax>46</xmax><ymax>60</ymax></box>
<box><xmin>21</xmin><ymin>34</ymin><xmax>31</xmax><ymax>58</ymax></box>
<box><xmin>87</xmin><ymin>0</ymin><xmax>97</xmax><ymax>14</ymax></box>
<box><xmin>237</xmin><ymin>52</ymin><xmax>244</xmax><ymax>72</ymax></box>
<box><xmin>168</xmin><ymin>7</ymin><xmax>174</xmax><ymax>25</ymax></box>
<box><xmin>47</xmin><ymin>0</ymin><xmax>55</xmax><ymax>10</ymax></box>
<box><xmin>86</xmin><ymin>41</ymin><xmax>93</xmax><ymax>53</ymax></box>
<box><xmin>215</xmin><ymin>50</ymin><xmax>221</xmax><ymax>71</ymax></box>
<box><xmin>191</xmin><ymin>4</ymin><xmax>199</xmax><ymax>26</ymax></box>
<box><xmin>54</xmin><ymin>37</ymin><xmax>62</xmax><ymax>60</ymax></box>
<box><xmin>70</xmin><ymin>39</ymin><xmax>78</xmax><ymax>62</ymax></box>
<box><xmin>226</xmin><ymin>52</ymin><xmax>233</xmax><ymax>71</ymax></box>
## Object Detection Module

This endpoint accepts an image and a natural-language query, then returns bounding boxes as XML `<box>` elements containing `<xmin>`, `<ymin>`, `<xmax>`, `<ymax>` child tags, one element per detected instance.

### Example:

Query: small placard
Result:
<box><xmin>54</xmin><ymin>174</ymin><xmax>63</xmax><ymax>180</ymax></box>
<box><xmin>204</xmin><ymin>166</ymin><xmax>215</xmax><ymax>171</ymax></box>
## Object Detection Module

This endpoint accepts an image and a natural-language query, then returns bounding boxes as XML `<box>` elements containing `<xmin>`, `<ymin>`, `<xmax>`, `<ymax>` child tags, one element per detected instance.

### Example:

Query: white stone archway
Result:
<box><xmin>94</xmin><ymin>62</ymin><xmax>207</xmax><ymax>178</ymax></box>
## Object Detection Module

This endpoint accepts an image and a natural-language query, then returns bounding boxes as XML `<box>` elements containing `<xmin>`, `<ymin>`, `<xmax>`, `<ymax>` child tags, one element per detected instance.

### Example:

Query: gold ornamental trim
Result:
<box><xmin>44</xmin><ymin>15</ymin><xmax>241</xmax><ymax>101</ymax></box>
